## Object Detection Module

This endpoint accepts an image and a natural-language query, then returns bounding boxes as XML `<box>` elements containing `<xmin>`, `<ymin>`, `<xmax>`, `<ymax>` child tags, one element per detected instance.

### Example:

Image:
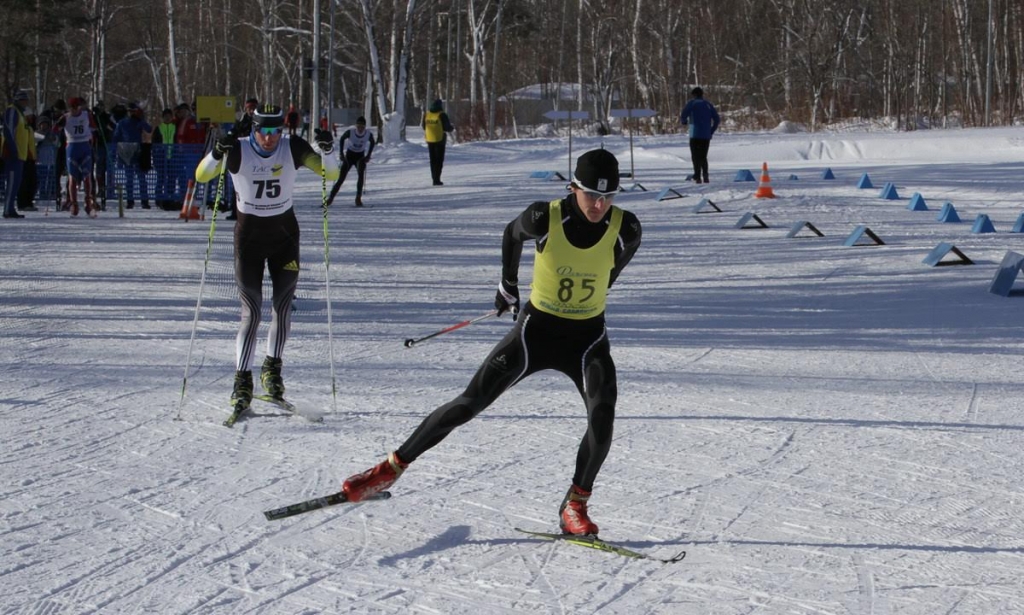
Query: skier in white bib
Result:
<box><xmin>194</xmin><ymin>104</ymin><xmax>339</xmax><ymax>421</ymax></box>
<box><xmin>325</xmin><ymin>116</ymin><xmax>375</xmax><ymax>208</ymax></box>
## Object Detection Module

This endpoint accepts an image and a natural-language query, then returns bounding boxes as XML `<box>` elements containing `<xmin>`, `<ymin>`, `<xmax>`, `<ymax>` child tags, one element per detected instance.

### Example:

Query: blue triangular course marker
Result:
<box><xmin>843</xmin><ymin>225</ymin><xmax>885</xmax><ymax>246</ymax></box>
<box><xmin>530</xmin><ymin>170</ymin><xmax>567</xmax><ymax>181</ymax></box>
<box><xmin>786</xmin><ymin>221</ymin><xmax>824</xmax><ymax>238</ymax></box>
<box><xmin>879</xmin><ymin>182</ymin><xmax>900</xmax><ymax>200</ymax></box>
<box><xmin>971</xmin><ymin>214</ymin><xmax>996</xmax><ymax>234</ymax></box>
<box><xmin>735</xmin><ymin>212</ymin><xmax>768</xmax><ymax>229</ymax></box>
<box><xmin>821</xmin><ymin>168</ymin><xmax>835</xmax><ymax>180</ymax></box>
<box><xmin>856</xmin><ymin>173</ymin><xmax>874</xmax><ymax>189</ymax></box>
<box><xmin>620</xmin><ymin>182</ymin><xmax>648</xmax><ymax>192</ymax></box>
<box><xmin>691</xmin><ymin>198</ymin><xmax>721</xmax><ymax>213</ymax></box>
<box><xmin>907</xmin><ymin>192</ymin><xmax>928</xmax><ymax>211</ymax></box>
<box><xmin>655</xmin><ymin>186</ymin><xmax>687</xmax><ymax>201</ymax></box>
<box><xmin>937</xmin><ymin>202</ymin><xmax>961</xmax><ymax>223</ymax></box>
<box><xmin>922</xmin><ymin>242</ymin><xmax>973</xmax><ymax>267</ymax></box>
<box><xmin>733</xmin><ymin>169</ymin><xmax>756</xmax><ymax>182</ymax></box>
<box><xmin>989</xmin><ymin>251</ymin><xmax>1024</xmax><ymax>296</ymax></box>
<box><xmin>787</xmin><ymin>174</ymin><xmax>799</xmax><ymax>181</ymax></box>
<box><xmin>1012</xmin><ymin>213</ymin><xmax>1024</xmax><ymax>233</ymax></box>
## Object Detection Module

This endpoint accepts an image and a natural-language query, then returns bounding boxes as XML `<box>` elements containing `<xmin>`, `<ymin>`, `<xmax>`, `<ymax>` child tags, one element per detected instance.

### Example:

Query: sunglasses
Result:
<box><xmin>573</xmin><ymin>185</ymin><xmax>617</xmax><ymax>205</ymax></box>
<box><xmin>257</xmin><ymin>126</ymin><xmax>283</xmax><ymax>136</ymax></box>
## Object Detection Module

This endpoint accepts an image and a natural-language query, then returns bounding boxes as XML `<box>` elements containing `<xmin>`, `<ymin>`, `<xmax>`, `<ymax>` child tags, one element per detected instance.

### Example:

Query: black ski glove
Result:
<box><xmin>314</xmin><ymin>129</ymin><xmax>334</xmax><ymax>154</ymax></box>
<box><xmin>494</xmin><ymin>280</ymin><xmax>520</xmax><ymax>320</ymax></box>
<box><xmin>213</xmin><ymin>132</ymin><xmax>238</xmax><ymax>160</ymax></box>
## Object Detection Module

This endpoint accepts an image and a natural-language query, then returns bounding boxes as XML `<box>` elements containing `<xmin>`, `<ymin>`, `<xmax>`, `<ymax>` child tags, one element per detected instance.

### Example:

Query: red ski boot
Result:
<box><xmin>342</xmin><ymin>452</ymin><xmax>408</xmax><ymax>502</ymax></box>
<box><xmin>559</xmin><ymin>485</ymin><xmax>599</xmax><ymax>536</ymax></box>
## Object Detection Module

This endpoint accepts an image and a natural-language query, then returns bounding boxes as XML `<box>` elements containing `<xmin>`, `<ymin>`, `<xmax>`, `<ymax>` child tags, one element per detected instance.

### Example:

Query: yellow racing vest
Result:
<box><xmin>6</xmin><ymin>105</ymin><xmax>32</xmax><ymax>161</ymax></box>
<box><xmin>531</xmin><ymin>200</ymin><xmax>622</xmax><ymax>320</ymax></box>
<box><xmin>423</xmin><ymin>110</ymin><xmax>445</xmax><ymax>143</ymax></box>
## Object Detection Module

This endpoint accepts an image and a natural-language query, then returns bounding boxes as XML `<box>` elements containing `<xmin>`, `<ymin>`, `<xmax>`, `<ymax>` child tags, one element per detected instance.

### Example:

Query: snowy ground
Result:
<box><xmin>3</xmin><ymin>125</ymin><xmax>1024</xmax><ymax>614</ymax></box>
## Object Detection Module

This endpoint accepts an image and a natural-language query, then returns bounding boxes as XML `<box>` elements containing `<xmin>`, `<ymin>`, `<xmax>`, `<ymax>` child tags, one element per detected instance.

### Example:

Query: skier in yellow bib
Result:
<box><xmin>340</xmin><ymin>149</ymin><xmax>642</xmax><ymax>536</ymax></box>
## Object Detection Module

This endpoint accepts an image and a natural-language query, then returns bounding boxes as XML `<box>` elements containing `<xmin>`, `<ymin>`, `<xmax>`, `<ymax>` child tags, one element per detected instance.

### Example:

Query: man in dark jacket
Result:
<box><xmin>235</xmin><ymin>98</ymin><xmax>259</xmax><ymax>137</ymax></box>
<box><xmin>112</xmin><ymin>102</ymin><xmax>153</xmax><ymax>208</ymax></box>
<box><xmin>679</xmin><ymin>87</ymin><xmax>720</xmax><ymax>184</ymax></box>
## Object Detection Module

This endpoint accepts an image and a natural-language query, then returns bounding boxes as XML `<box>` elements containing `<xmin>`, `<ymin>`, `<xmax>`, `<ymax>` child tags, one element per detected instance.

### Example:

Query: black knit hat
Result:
<box><xmin>356</xmin><ymin>116</ymin><xmax>366</xmax><ymax>126</ymax></box>
<box><xmin>572</xmin><ymin>149</ymin><xmax>620</xmax><ymax>194</ymax></box>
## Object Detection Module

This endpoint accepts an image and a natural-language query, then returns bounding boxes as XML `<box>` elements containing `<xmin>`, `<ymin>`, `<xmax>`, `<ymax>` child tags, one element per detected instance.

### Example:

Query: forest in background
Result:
<box><xmin>2</xmin><ymin>0</ymin><xmax>1023</xmax><ymax>140</ymax></box>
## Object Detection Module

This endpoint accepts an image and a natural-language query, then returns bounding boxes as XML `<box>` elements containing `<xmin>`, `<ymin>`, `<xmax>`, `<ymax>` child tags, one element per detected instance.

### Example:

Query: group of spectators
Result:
<box><xmin>6</xmin><ymin>91</ymin><xmax>490</xmax><ymax>217</ymax></box>
<box><xmin>2</xmin><ymin>91</ymin><xmax>209</xmax><ymax>216</ymax></box>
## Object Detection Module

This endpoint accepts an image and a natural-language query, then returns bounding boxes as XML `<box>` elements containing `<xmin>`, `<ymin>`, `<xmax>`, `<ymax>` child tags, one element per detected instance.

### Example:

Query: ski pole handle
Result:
<box><xmin>403</xmin><ymin>310</ymin><xmax>499</xmax><ymax>348</ymax></box>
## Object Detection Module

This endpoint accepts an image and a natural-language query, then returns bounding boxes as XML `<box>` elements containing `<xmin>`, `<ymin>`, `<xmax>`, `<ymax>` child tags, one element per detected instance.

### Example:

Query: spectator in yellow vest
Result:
<box><xmin>17</xmin><ymin>111</ymin><xmax>38</xmax><ymax>212</ymax></box>
<box><xmin>3</xmin><ymin>90</ymin><xmax>33</xmax><ymax>218</ymax></box>
<box><xmin>421</xmin><ymin>99</ymin><xmax>453</xmax><ymax>186</ymax></box>
<box><xmin>154</xmin><ymin>108</ymin><xmax>177</xmax><ymax>209</ymax></box>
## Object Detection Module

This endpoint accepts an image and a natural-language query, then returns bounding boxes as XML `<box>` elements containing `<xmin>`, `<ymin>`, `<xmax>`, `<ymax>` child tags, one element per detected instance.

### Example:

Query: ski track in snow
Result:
<box><xmin>3</xmin><ymin>128</ymin><xmax>1024</xmax><ymax>613</ymax></box>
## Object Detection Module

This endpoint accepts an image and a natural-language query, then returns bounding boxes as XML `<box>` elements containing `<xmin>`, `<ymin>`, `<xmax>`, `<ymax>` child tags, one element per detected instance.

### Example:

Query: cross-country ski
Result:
<box><xmin>263</xmin><ymin>490</ymin><xmax>392</xmax><ymax>521</ymax></box>
<box><xmin>515</xmin><ymin>528</ymin><xmax>687</xmax><ymax>564</ymax></box>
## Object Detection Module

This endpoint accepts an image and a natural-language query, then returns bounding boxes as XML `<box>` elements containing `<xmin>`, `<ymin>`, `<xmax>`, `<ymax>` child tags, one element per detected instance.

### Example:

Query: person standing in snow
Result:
<box><xmin>421</xmin><ymin>98</ymin><xmax>453</xmax><ymax>186</ymax></box>
<box><xmin>16</xmin><ymin>110</ymin><xmax>38</xmax><ymax>212</ymax></box>
<box><xmin>285</xmin><ymin>104</ymin><xmax>300</xmax><ymax>136</ymax></box>
<box><xmin>91</xmin><ymin>101</ymin><xmax>114</xmax><ymax>201</ymax></box>
<box><xmin>325</xmin><ymin>115</ymin><xmax>375</xmax><ymax>207</ymax></box>
<box><xmin>3</xmin><ymin>90</ymin><xmax>33</xmax><ymax>218</ymax></box>
<box><xmin>194</xmin><ymin>104</ymin><xmax>339</xmax><ymax>421</ymax></box>
<box><xmin>112</xmin><ymin>102</ymin><xmax>153</xmax><ymax>209</ymax></box>
<box><xmin>152</xmin><ymin>108</ymin><xmax>178</xmax><ymax>210</ymax></box>
<box><xmin>679</xmin><ymin>86</ymin><xmax>720</xmax><ymax>184</ymax></box>
<box><xmin>340</xmin><ymin>148</ymin><xmax>642</xmax><ymax>537</ymax></box>
<box><xmin>234</xmin><ymin>98</ymin><xmax>259</xmax><ymax>138</ymax></box>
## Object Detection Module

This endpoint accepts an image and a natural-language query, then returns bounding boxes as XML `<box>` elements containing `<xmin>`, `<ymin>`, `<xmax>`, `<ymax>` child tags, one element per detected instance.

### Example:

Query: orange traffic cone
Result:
<box><xmin>179</xmin><ymin>180</ymin><xmax>202</xmax><ymax>221</ymax></box>
<box><xmin>754</xmin><ymin>162</ymin><xmax>776</xmax><ymax>198</ymax></box>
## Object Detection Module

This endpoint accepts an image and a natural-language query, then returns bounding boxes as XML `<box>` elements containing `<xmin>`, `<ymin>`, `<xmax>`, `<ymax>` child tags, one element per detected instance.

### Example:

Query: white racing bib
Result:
<box><xmin>232</xmin><ymin>138</ymin><xmax>300</xmax><ymax>216</ymax></box>
<box><xmin>344</xmin><ymin>128</ymin><xmax>372</xmax><ymax>155</ymax></box>
<box><xmin>64</xmin><ymin>112</ymin><xmax>94</xmax><ymax>144</ymax></box>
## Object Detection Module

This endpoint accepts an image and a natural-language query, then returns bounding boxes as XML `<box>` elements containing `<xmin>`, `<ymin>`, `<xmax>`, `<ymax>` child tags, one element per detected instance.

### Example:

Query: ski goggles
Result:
<box><xmin>257</xmin><ymin>126</ymin><xmax>283</xmax><ymax>136</ymax></box>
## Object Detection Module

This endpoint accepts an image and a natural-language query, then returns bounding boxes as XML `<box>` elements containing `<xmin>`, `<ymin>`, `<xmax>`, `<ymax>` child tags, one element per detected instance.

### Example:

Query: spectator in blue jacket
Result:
<box><xmin>112</xmin><ymin>102</ymin><xmax>153</xmax><ymax>208</ymax></box>
<box><xmin>679</xmin><ymin>87</ymin><xmax>720</xmax><ymax>184</ymax></box>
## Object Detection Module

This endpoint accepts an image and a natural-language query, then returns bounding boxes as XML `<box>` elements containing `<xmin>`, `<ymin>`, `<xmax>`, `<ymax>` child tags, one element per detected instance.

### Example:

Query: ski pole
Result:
<box><xmin>403</xmin><ymin>310</ymin><xmax>499</xmax><ymax>348</ymax></box>
<box><xmin>320</xmin><ymin>149</ymin><xmax>338</xmax><ymax>413</ymax></box>
<box><xmin>175</xmin><ymin>156</ymin><xmax>227</xmax><ymax>421</ymax></box>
